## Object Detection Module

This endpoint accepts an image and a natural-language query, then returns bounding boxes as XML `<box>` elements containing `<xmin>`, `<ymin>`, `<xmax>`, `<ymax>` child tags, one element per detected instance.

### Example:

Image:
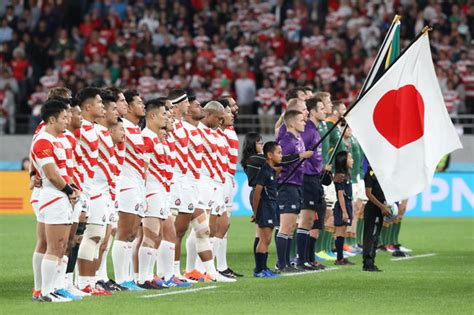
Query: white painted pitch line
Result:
<box><xmin>391</xmin><ymin>253</ymin><xmax>437</xmax><ymax>261</ymax></box>
<box><xmin>281</xmin><ymin>267</ymin><xmax>339</xmax><ymax>277</ymax></box>
<box><xmin>140</xmin><ymin>285</ymin><xmax>218</xmax><ymax>298</ymax></box>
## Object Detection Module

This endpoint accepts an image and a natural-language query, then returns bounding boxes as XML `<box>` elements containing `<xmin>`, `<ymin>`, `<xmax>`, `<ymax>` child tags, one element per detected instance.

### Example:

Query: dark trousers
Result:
<box><xmin>362</xmin><ymin>202</ymin><xmax>383</xmax><ymax>267</ymax></box>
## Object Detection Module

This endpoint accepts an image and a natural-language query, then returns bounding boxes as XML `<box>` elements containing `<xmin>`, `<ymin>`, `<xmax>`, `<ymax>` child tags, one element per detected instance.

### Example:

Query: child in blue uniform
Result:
<box><xmin>332</xmin><ymin>150</ymin><xmax>355</xmax><ymax>265</ymax></box>
<box><xmin>252</xmin><ymin>141</ymin><xmax>282</xmax><ymax>278</ymax></box>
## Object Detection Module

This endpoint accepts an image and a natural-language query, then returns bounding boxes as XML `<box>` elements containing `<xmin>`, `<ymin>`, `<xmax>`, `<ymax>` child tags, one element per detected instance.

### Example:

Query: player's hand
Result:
<box><xmin>29</xmin><ymin>175</ymin><xmax>42</xmax><ymax>190</ymax></box>
<box><xmin>381</xmin><ymin>205</ymin><xmax>391</xmax><ymax>216</ymax></box>
<box><xmin>333</xmin><ymin>173</ymin><xmax>345</xmax><ymax>183</ymax></box>
<box><xmin>342</xmin><ymin>212</ymin><xmax>349</xmax><ymax>223</ymax></box>
<box><xmin>250</xmin><ymin>215</ymin><xmax>256</xmax><ymax>223</ymax></box>
<box><xmin>324</xmin><ymin>164</ymin><xmax>332</xmax><ymax>172</ymax></box>
<box><xmin>299</xmin><ymin>150</ymin><xmax>314</xmax><ymax>159</ymax></box>
<box><xmin>69</xmin><ymin>188</ymin><xmax>81</xmax><ymax>205</ymax></box>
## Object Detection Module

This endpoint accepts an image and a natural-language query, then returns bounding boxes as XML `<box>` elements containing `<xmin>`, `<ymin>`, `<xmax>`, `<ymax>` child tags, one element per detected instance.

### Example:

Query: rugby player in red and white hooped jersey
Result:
<box><xmin>31</xmin><ymin>100</ymin><xmax>80</xmax><ymax>302</ymax></box>
<box><xmin>137</xmin><ymin>98</ymin><xmax>170</xmax><ymax>289</ymax></box>
<box><xmin>183</xmin><ymin>96</ymin><xmax>234</xmax><ymax>283</ymax></box>
<box><xmin>73</xmin><ymin>88</ymin><xmax>109</xmax><ymax>295</ymax></box>
<box><xmin>214</xmin><ymin>97</ymin><xmax>243</xmax><ymax>278</ymax></box>
<box><xmin>111</xmin><ymin>90</ymin><xmax>146</xmax><ymax>291</ymax></box>
<box><xmin>30</xmin><ymin>89</ymin><xmax>87</xmax><ymax>301</ymax></box>
<box><xmin>92</xmin><ymin>91</ymin><xmax>125</xmax><ymax>293</ymax></box>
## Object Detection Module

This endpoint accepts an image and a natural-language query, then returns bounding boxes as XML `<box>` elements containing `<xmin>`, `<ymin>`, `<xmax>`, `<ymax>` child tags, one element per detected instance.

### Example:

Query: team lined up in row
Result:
<box><xmin>30</xmin><ymin>86</ymin><xmax>241</xmax><ymax>303</ymax></box>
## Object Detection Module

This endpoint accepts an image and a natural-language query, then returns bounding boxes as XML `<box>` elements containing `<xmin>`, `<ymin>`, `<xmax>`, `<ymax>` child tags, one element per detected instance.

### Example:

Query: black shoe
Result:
<box><xmin>392</xmin><ymin>250</ymin><xmax>406</xmax><ymax>257</ymax></box>
<box><xmin>96</xmin><ymin>280</ymin><xmax>112</xmax><ymax>292</ymax></box>
<box><xmin>218</xmin><ymin>269</ymin><xmax>235</xmax><ymax>279</ymax></box>
<box><xmin>226</xmin><ymin>268</ymin><xmax>243</xmax><ymax>277</ymax></box>
<box><xmin>309</xmin><ymin>261</ymin><xmax>326</xmax><ymax>270</ymax></box>
<box><xmin>106</xmin><ymin>279</ymin><xmax>128</xmax><ymax>291</ymax></box>
<box><xmin>302</xmin><ymin>262</ymin><xmax>318</xmax><ymax>271</ymax></box>
<box><xmin>138</xmin><ymin>280</ymin><xmax>164</xmax><ymax>290</ymax></box>
<box><xmin>363</xmin><ymin>265</ymin><xmax>383</xmax><ymax>272</ymax></box>
<box><xmin>377</xmin><ymin>245</ymin><xmax>387</xmax><ymax>251</ymax></box>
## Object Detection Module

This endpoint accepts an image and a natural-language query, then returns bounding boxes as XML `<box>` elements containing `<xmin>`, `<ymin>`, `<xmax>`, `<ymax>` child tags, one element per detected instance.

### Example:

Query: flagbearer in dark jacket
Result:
<box><xmin>363</xmin><ymin>167</ymin><xmax>391</xmax><ymax>272</ymax></box>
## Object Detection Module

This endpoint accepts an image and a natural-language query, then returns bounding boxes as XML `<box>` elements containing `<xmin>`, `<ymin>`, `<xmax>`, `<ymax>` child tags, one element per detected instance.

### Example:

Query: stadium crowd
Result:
<box><xmin>0</xmin><ymin>0</ymin><xmax>473</xmax><ymax>134</ymax></box>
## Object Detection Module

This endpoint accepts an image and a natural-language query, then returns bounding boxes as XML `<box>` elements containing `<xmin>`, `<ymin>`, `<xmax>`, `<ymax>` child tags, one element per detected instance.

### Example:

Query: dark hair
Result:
<box><xmin>104</xmin><ymin>87</ymin><xmax>123</xmax><ymax>102</ymax></box>
<box><xmin>70</xmin><ymin>97</ymin><xmax>79</xmax><ymax>108</ymax></box>
<box><xmin>240</xmin><ymin>132</ymin><xmax>262</xmax><ymax>170</ymax></box>
<box><xmin>335</xmin><ymin>150</ymin><xmax>350</xmax><ymax>176</ymax></box>
<box><xmin>145</xmin><ymin>98</ymin><xmax>166</xmax><ymax>114</ymax></box>
<box><xmin>48</xmin><ymin>96</ymin><xmax>71</xmax><ymax>106</ymax></box>
<box><xmin>218</xmin><ymin>98</ymin><xmax>230</xmax><ymax>108</ymax></box>
<box><xmin>124</xmin><ymin>89</ymin><xmax>140</xmax><ymax>104</ymax></box>
<box><xmin>76</xmin><ymin>87</ymin><xmax>101</xmax><ymax>108</ymax></box>
<box><xmin>41</xmin><ymin>99</ymin><xmax>68</xmax><ymax>123</ymax></box>
<box><xmin>306</xmin><ymin>96</ymin><xmax>323</xmax><ymax>112</ymax></box>
<box><xmin>286</xmin><ymin>87</ymin><xmax>305</xmax><ymax>101</ymax></box>
<box><xmin>263</xmin><ymin>141</ymin><xmax>280</xmax><ymax>158</ymax></box>
<box><xmin>100</xmin><ymin>90</ymin><xmax>116</xmax><ymax>110</ymax></box>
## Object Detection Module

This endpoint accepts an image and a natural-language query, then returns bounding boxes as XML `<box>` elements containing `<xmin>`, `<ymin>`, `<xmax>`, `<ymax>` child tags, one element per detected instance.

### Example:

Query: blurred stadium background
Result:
<box><xmin>0</xmin><ymin>0</ymin><xmax>472</xmax><ymax>217</ymax></box>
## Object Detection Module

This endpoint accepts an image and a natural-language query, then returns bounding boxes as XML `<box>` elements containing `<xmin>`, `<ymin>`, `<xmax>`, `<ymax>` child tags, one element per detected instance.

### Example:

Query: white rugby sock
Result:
<box><xmin>173</xmin><ymin>260</ymin><xmax>181</xmax><ymax>277</ymax></box>
<box><xmin>41</xmin><ymin>256</ymin><xmax>58</xmax><ymax>294</ymax></box>
<box><xmin>65</xmin><ymin>272</ymin><xmax>73</xmax><ymax>290</ymax></box>
<box><xmin>54</xmin><ymin>255</ymin><xmax>68</xmax><ymax>289</ymax></box>
<box><xmin>97</xmin><ymin>237</ymin><xmax>112</xmax><ymax>281</ymax></box>
<box><xmin>32</xmin><ymin>252</ymin><xmax>44</xmax><ymax>291</ymax></box>
<box><xmin>77</xmin><ymin>276</ymin><xmax>94</xmax><ymax>290</ymax></box>
<box><xmin>111</xmin><ymin>240</ymin><xmax>128</xmax><ymax>284</ymax></box>
<box><xmin>138</xmin><ymin>246</ymin><xmax>155</xmax><ymax>283</ymax></box>
<box><xmin>202</xmin><ymin>259</ymin><xmax>217</xmax><ymax>277</ymax></box>
<box><xmin>211</xmin><ymin>237</ymin><xmax>219</xmax><ymax>260</ymax></box>
<box><xmin>186</xmin><ymin>233</ymin><xmax>197</xmax><ymax>272</ymax></box>
<box><xmin>217</xmin><ymin>236</ymin><xmax>229</xmax><ymax>271</ymax></box>
<box><xmin>158</xmin><ymin>240</ymin><xmax>175</xmax><ymax>279</ymax></box>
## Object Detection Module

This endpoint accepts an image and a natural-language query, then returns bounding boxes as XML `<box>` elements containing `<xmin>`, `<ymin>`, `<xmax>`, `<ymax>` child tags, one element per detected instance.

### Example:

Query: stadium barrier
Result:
<box><xmin>0</xmin><ymin>171</ymin><xmax>472</xmax><ymax>217</ymax></box>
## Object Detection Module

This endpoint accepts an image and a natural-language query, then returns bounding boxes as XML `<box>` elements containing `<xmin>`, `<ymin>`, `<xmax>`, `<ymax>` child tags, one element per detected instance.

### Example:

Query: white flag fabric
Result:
<box><xmin>345</xmin><ymin>34</ymin><xmax>462</xmax><ymax>203</ymax></box>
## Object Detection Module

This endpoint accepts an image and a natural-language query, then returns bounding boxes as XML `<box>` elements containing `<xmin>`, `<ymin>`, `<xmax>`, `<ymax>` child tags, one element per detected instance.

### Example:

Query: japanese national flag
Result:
<box><xmin>345</xmin><ymin>34</ymin><xmax>462</xmax><ymax>203</ymax></box>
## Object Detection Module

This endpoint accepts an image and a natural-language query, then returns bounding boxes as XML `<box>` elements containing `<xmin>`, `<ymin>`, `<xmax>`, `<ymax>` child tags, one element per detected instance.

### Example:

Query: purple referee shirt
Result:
<box><xmin>277</xmin><ymin>130</ymin><xmax>306</xmax><ymax>185</ymax></box>
<box><xmin>277</xmin><ymin>122</ymin><xmax>323</xmax><ymax>175</ymax></box>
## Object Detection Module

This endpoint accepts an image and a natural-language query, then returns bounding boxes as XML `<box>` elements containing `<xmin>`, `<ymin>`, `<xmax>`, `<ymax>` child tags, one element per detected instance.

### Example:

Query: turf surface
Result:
<box><xmin>0</xmin><ymin>215</ymin><xmax>473</xmax><ymax>314</ymax></box>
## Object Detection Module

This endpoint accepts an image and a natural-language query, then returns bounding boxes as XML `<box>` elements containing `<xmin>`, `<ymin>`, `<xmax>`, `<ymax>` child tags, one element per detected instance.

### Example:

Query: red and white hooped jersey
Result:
<box><xmin>59</xmin><ymin>130</ymin><xmax>75</xmax><ymax>179</ymax></box>
<box><xmin>171</xmin><ymin>120</ymin><xmax>189</xmax><ymax>176</ymax></box>
<box><xmin>142</xmin><ymin>128</ymin><xmax>169</xmax><ymax>191</ymax></box>
<box><xmin>63</xmin><ymin>129</ymin><xmax>81</xmax><ymax>190</ymax></box>
<box><xmin>182</xmin><ymin>121</ymin><xmax>203</xmax><ymax>180</ymax></box>
<box><xmin>111</xmin><ymin>141</ymin><xmax>125</xmax><ymax>201</ymax></box>
<box><xmin>223</xmin><ymin>126</ymin><xmax>238</xmax><ymax>176</ymax></box>
<box><xmin>94</xmin><ymin>124</ymin><xmax>117</xmax><ymax>196</ymax></box>
<box><xmin>31</xmin><ymin>131</ymin><xmax>69</xmax><ymax>191</ymax></box>
<box><xmin>73</xmin><ymin>119</ymin><xmax>99</xmax><ymax>194</ymax></box>
<box><xmin>215</xmin><ymin>129</ymin><xmax>229</xmax><ymax>183</ymax></box>
<box><xmin>164</xmin><ymin>132</ymin><xmax>176</xmax><ymax>186</ymax></box>
<box><xmin>256</xmin><ymin>87</ymin><xmax>278</xmax><ymax>113</ymax></box>
<box><xmin>198</xmin><ymin>122</ymin><xmax>218</xmax><ymax>180</ymax></box>
<box><xmin>120</xmin><ymin>118</ymin><xmax>145</xmax><ymax>189</ymax></box>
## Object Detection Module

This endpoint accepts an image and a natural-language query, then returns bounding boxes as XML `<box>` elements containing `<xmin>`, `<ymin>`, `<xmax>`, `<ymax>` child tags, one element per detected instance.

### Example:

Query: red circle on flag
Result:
<box><xmin>373</xmin><ymin>84</ymin><xmax>425</xmax><ymax>149</ymax></box>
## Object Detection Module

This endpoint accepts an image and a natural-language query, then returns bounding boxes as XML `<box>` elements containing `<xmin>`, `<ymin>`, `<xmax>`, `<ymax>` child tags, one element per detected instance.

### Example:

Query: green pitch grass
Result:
<box><xmin>0</xmin><ymin>216</ymin><xmax>473</xmax><ymax>314</ymax></box>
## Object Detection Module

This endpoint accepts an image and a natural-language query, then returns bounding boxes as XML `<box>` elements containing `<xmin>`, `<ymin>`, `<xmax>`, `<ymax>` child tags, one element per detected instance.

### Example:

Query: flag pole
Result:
<box><xmin>277</xmin><ymin>23</ymin><xmax>432</xmax><ymax>189</ymax></box>
<box><xmin>322</xmin><ymin>15</ymin><xmax>402</xmax><ymax>179</ymax></box>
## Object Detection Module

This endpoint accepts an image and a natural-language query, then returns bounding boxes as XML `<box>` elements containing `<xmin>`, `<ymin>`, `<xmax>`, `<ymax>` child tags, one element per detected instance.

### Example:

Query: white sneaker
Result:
<box><xmin>211</xmin><ymin>273</ymin><xmax>236</xmax><ymax>283</ymax></box>
<box><xmin>40</xmin><ymin>292</ymin><xmax>71</xmax><ymax>303</ymax></box>
<box><xmin>68</xmin><ymin>285</ymin><xmax>91</xmax><ymax>297</ymax></box>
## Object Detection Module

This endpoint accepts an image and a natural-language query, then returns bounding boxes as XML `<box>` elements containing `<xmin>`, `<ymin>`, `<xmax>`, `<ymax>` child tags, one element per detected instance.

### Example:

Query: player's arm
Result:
<box><xmin>365</xmin><ymin>187</ymin><xmax>390</xmax><ymax>216</ymax></box>
<box><xmin>252</xmin><ymin>184</ymin><xmax>263</xmax><ymax>222</ymax></box>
